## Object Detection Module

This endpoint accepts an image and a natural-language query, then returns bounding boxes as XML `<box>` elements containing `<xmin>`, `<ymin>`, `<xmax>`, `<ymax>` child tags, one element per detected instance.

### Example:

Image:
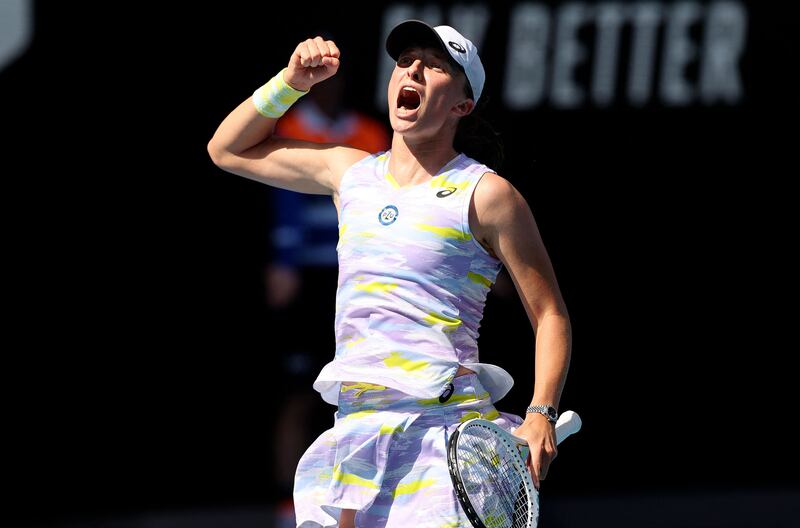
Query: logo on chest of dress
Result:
<box><xmin>436</xmin><ymin>186</ymin><xmax>458</xmax><ymax>198</ymax></box>
<box><xmin>378</xmin><ymin>205</ymin><xmax>399</xmax><ymax>225</ymax></box>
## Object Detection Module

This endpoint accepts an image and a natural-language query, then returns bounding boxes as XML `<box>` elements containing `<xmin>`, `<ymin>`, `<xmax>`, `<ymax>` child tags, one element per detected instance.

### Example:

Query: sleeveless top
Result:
<box><xmin>313</xmin><ymin>151</ymin><xmax>515</xmax><ymax>405</ymax></box>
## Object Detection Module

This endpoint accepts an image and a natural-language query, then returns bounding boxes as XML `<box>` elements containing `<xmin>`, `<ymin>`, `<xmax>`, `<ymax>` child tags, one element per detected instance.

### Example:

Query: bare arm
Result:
<box><xmin>475</xmin><ymin>173</ymin><xmax>572</xmax><ymax>488</ymax></box>
<box><xmin>207</xmin><ymin>36</ymin><xmax>369</xmax><ymax>195</ymax></box>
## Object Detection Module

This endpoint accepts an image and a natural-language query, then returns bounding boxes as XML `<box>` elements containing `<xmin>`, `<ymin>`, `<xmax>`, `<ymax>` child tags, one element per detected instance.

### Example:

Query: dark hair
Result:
<box><xmin>453</xmin><ymin>85</ymin><xmax>504</xmax><ymax>171</ymax></box>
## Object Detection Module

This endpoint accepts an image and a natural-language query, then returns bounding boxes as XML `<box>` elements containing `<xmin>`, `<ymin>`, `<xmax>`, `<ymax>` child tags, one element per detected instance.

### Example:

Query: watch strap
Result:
<box><xmin>526</xmin><ymin>405</ymin><xmax>558</xmax><ymax>423</ymax></box>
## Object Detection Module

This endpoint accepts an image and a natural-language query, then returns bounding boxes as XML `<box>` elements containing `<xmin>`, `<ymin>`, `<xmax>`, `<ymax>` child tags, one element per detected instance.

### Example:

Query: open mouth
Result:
<box><xmin>397</xmin><ymin>86</ymin><xmax>421</xmax><ymax>110</ymax></box>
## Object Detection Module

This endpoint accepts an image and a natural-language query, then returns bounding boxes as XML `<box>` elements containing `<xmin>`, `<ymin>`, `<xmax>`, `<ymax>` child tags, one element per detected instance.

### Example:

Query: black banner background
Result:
<box><xmin>2</xmin><ymin>1</ymin><xmax>796</xmax><ymax>523</ymax></box>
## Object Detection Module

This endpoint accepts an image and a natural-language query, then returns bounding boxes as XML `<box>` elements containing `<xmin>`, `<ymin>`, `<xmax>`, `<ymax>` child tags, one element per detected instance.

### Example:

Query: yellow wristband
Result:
<box><xmin>251</xmin><ymin>68</ymin><xmax>307</xmax><ymax>118</ymax></box>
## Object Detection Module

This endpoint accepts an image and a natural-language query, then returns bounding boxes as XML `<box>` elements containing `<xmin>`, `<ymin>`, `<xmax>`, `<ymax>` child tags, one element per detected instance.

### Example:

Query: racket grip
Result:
<box><xmin>554</xmin><ymin>410</ymin><xmax>582</xmax><ymax>445</ymax></box>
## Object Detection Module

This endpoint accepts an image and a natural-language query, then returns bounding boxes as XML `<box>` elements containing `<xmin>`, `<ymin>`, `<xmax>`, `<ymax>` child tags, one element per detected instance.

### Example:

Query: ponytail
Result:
<box><xmin>453</xmin><ymin>97</ymin><xmax>504</xmax><ymax>171</ymax></box>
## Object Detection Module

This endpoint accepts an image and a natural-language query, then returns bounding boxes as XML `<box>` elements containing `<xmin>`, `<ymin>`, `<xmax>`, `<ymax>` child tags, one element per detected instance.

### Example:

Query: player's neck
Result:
<box><xmin>389</xmin><ymin>134</ymin><xmax>459</xmax><ymax>185</ymax></box>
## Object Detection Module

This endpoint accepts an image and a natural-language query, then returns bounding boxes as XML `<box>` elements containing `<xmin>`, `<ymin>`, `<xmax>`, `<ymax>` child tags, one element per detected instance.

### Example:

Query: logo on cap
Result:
<box><xmin>448</xmin><ymin>41</ymin><xmax>466</xmax><ymax>53</ymax></box>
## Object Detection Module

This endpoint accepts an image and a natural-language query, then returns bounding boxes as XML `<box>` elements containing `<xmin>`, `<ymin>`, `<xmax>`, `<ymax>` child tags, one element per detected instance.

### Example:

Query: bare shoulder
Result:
<box><xmin>473</xmin><ymin>172</ymin><xmax>529</xmax><ymax>223</ymax></box>
<box><xmin>468</xmin><ymin>173</ymin><xmax>518</xmax><ymax>258</ymax></box>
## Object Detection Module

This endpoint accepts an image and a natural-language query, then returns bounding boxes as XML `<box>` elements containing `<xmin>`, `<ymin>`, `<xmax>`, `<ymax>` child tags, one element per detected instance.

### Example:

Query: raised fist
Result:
<box><xmin>285</xmin><ymin>36</ymin><xmax>340</xmax><ymax>92</ymax></box>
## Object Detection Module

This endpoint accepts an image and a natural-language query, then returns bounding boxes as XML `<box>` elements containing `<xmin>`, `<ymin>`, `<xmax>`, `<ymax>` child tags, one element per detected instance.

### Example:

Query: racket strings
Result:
<box><xmin>456</xmin><ymin>427</ymin><xmax>531</xmax><ymax>528</ymax></box>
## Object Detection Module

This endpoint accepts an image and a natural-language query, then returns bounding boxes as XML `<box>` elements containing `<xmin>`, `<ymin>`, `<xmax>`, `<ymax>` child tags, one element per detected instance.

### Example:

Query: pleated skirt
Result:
<box><xmin>293</xmin><ymin>373</ymin><xmax>524</xmax><ymax>527</ymax></box>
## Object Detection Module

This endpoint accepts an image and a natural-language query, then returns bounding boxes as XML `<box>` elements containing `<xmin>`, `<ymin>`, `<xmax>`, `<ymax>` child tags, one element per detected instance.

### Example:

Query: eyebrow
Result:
<box><xmin>399</xmin><ymin>48</ymin><xmax>453</xmax><ymax>67</ymax></box>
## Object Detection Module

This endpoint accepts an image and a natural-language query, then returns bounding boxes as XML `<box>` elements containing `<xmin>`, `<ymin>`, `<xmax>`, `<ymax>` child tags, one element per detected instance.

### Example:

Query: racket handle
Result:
<box><xmin>554</xmin><ymin>410</ymin><xmax>582</xmax><ymax>445</ymax></box>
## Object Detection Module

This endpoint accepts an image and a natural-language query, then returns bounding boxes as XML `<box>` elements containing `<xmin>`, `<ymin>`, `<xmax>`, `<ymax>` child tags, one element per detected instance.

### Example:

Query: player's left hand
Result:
<box><xmin>513</xmin><ymin>414</ymin><xmax>558</xmax><ymax>490</ymax></box>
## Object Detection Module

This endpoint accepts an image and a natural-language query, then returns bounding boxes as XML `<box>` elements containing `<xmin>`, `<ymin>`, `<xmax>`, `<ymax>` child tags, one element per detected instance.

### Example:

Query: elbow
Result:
<box><xmin>553</xmin><ymin>304</ymin><xmax>572</xmax><ymax>336</ymax></box>
<box><xmin>207</xmin><ymin>137</ymin><xmax>225</xmax><ymax>167</ymax></box>
<box><xmin>534</xmin><ymin>304</ymin><xmax>571</xmax><ymax>336</ymax></box>
<box><xmin>207</xmin><ymin>137</ymin><xmax>236</xmax><ymax>170</ymax></box>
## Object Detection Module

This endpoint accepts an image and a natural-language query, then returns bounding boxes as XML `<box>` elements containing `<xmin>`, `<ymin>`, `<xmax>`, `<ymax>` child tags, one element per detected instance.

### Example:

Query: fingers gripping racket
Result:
<box><xmin>447</xmin><ymin>410</ymin><xmax>582</xmax><ymax>528</ymax></box>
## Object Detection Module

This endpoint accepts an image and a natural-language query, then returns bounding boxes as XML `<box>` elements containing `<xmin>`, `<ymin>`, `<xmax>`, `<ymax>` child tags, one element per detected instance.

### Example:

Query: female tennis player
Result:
<box><xmin>208</xmin><ymin>20</ymin><xmax>572</xmax><ymax>528</ymax></box>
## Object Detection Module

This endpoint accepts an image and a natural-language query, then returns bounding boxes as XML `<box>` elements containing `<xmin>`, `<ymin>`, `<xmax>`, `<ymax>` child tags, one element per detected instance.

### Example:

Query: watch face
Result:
<box><xmin>547</xmin><ymin>407</ymin><xmax>557</xmax><ymax>419</ymax></box>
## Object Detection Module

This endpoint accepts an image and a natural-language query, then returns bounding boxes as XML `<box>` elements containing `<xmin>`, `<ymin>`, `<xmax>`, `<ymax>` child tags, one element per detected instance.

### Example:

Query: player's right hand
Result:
<box><xmin>285</xmin><ymin>37</ymin><xmax>340</xmax><ymax>92</ymax></box>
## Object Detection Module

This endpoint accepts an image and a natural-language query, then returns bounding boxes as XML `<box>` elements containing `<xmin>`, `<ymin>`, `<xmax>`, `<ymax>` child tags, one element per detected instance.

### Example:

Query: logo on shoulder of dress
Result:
<box><xmin>436</xmin><ymin>187</ymin><xmax>458</xmax><ymax>198</ymax></box>
<box><xmin>378</xmin><ymin>205</ymin><xmax>399</xmax><ymax>225</ymax></box>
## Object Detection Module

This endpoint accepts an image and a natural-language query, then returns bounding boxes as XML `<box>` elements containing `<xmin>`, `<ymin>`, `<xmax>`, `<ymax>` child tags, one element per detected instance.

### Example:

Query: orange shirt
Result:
<box><xmin>275</xmin><ymin>101</ymin><xmax>390</xmax><ymax>152</ymax></box>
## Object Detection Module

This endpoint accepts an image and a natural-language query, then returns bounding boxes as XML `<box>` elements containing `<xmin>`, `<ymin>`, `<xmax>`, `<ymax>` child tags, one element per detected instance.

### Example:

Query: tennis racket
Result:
<box><xmin>447</xmin><ymin>410</ymin><xmax>582</xmax><ymax>528</ymax></box>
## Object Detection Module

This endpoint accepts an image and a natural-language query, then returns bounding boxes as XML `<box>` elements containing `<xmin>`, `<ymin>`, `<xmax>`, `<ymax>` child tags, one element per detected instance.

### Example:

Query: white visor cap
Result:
<box><xmin>386</xmin><ymin>20</ymin><xmax>485</xmax><ymax>103</ymax></box>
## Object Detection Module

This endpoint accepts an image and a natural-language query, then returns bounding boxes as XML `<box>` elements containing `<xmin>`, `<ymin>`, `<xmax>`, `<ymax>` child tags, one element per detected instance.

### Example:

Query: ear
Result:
<box><xmin>452</xmin><ymin>98</ymin><xmax>475</xmax><ymax>117</ymax></box>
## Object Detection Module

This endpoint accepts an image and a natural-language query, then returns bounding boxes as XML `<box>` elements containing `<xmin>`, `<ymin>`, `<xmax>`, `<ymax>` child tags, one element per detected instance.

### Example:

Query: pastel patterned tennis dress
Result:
<box><xmin>294</xmin><ymin>151</ymin><xmax>524</xmax><ymax>527</ymax></box>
